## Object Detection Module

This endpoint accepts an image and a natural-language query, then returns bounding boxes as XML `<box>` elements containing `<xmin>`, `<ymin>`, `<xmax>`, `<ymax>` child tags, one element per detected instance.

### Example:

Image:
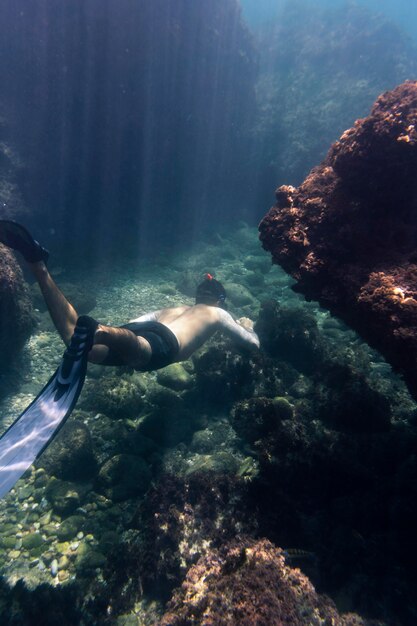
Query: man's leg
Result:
<box><xmin>29</xmin><ymin>261</ymin><xmax>150</xmax><ymax>367</ymax></box>
<box><xmin>94</xmin><ymin>325</ymin><xmax>151</xmax><ymax>368</ymax></box>
<box><xmin>29</xmin><ymin>261</ymin><xmax>78</xmax><ymax>346</ymax></box>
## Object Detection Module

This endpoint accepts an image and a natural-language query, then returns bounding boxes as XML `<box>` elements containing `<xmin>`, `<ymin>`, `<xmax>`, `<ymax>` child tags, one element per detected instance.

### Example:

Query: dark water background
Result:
<box><xmin>0</xmin><ymin>0</ymin><xmax>416</xmax><ymax>264</ymax></box>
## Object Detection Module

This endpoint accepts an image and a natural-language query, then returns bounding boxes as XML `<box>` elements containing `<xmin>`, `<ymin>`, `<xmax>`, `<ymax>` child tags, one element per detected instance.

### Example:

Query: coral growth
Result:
<box><xmin>161</xmin><ymin>538</ymin><xmax>381</xmax><ymax>625</ymax></box>
<box><xmin>260</xmin><ymin>81</ymin><xmax>417</xmax><ymax>401</ymax></box>
<box><xmin>131</xmin><ymin>472</ymin><xmax>255</xmax><ymax>600</ymax></box>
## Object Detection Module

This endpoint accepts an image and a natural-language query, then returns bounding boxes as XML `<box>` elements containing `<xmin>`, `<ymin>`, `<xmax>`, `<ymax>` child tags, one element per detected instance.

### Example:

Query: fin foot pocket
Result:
<box><xmin>0</xmin><ymin>220</ymin><xmax>49</xmax><ymax>263</ymax></box>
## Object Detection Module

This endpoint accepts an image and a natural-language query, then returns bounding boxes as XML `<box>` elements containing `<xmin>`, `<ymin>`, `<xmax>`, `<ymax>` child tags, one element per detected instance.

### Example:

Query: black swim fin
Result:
<box><xmin>0</xmin><ymin>220</ymin><xmax>49</xmax><ymax>264</ymax></box>
<box><xmin>0</xmin><ymin>316</ymin><xmax>98</xmax><ymax>498</ymax></box>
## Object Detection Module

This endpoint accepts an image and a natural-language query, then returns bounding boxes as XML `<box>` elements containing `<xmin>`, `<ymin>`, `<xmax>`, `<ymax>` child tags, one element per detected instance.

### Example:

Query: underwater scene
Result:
<box><xmin>1</xmin><ymin>0</ymin><xmax>417</xmax><ymax>624</ymax></box>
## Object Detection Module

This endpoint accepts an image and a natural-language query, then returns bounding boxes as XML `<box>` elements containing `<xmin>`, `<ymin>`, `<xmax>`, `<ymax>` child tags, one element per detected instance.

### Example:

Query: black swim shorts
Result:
<box><xmin>101</xmin><ymin>321</ymin><xmax>179</xmax><ymax>371</ymax></box>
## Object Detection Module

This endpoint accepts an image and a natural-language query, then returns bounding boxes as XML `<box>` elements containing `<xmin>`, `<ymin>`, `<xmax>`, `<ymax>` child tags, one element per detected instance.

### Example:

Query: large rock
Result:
<box><xmin>38</xmin><ymin>420</ymin><xmax>97</xmax><ymax>481</ymax></box>
<box><xmin>0</xmin><ymin>246</ymin><xmax>33</xmax><ymax>371</ymax></box>
<box><xmin>259</xmin><ymin>81</ymin><xmax>417</xmax><ymax>400</ymax></box>
<box><xmin>96</xmin><ymin>453</ymin><xmax>151</xmax><ymax>502</ymax></box>
<box><xmin>161</xmin><ymin>538</ymin><xmax>381</xmax><ymax>625</ymax></box>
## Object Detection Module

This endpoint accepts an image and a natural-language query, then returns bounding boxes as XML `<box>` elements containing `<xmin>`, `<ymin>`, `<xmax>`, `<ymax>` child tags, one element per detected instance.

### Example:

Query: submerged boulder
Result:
<box><xmin>38</xmin><ymin>420</ymin><xmax>97</xmax><ymax>481</ymax></box>
<box><xmin>161</xmin><ymin>538</ymin><xmax>380</xmax><ymax>625</ymax></box>
<box><xmin>0</xmin><ymin>246</ymin><xmax>34</xmax><ymax>372</ymax></box>
<box><xmin>255</xmin><ymin>300</ymin><xmax>325</xmax><ymax>374</ymax></box>
<box><xmin>96</xmin><ymin>453</ymin><xmax>151</xmax><ymax>502</ymax></box>
<box><xmin>259</xmin><ymin>81</ymin><xmax>417</xmax><ymax>401</ymax></box>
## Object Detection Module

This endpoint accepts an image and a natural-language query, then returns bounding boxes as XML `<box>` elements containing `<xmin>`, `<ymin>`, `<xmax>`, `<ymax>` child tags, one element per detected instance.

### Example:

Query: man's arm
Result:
<box><xmin>217</xmin><ymin>309</ymin><xmax>260</xmax><ymax>350</ymax></box>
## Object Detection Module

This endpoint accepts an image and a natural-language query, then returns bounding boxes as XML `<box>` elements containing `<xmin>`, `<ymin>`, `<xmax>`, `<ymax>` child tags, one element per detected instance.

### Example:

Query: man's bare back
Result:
<box><xmin>130</xmin><ymin>304</ymin><xmax>259</xmax><ymax>361</ymax></box>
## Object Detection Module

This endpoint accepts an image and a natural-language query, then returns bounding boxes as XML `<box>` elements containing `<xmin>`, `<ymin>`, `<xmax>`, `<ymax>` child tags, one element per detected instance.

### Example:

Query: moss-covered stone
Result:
<box><xmin>157</xmin><ymin>363</ymin><xmax>194</xmax><ymax>391</ymax></box>
<box><xmin>237</xmin><ymin>457</ymin><xmax>259</xmax><ymax>480</ymax></box>
<box><xmin>75</xmin><ymin>548</ymin><xmax>107</xmax><ymax>573</ymax></box>
<box><xmin>231</xmin><ymin>397</ymin><xmax>287</xmax><ymax>444</ymax></box>
<box><xmin>243</xmin><ymin>255</ymin><xmax>271</xmax><ymax>274</ymax></box>
<box><xmin>271</xmin><ymin>397</ymin><xmax>294</xmax><ymax>420</ymax></box>
<box><xmin>255</xmin><ymin>301</ymin><xmax>325</xmax><ymax>375</ymax></box>
<box><xmin>57</xmin><ymin>515</ymin><xmax>86</xmax><ymax>541</ymax></box>
<box><xmin>190</xmin><ymin>423</ymin><xmax>237</xmax><ymax>454</ymax></box>
<box><xmin>244</xmin><ymin>271</ymin><xmax>265</xmax><ymax>288</ymax></box>
<box><xmin>116</xmin><ymin>615</ymin><xmax>140</xmax><ymax>626</ymax></box>
<box><xmin>146</xmin><ymin>384</ymin><xmax>184</xmax><ymax>410</ymax></box>
<box><xmin>22</xmin><ymin>533</ymin><xmax>45</xmax><ymax>550</ymax></box>
<box><xmin>99</xmin><ymin>530</ymin><xmax>121</xmax><ymax>554</ymax></box>
<box><xmin>1</xmin><ymin>536</ymin><xmax>17</xmax><ymax>549</ymax></box>
<box><xmin>17</xmin><ymin>485</ymin><xmax>35</xmax><ymax>501</ymax></box>
<box><xmin>96</xmin><ymin>454</ymin><xmax>152</xmax><ymax>502</ymax></box>
<box><xmin>43</xmin><ymin>524</ymin><xmax>59</xmax><ymax>537</ymax></box>
<box><xmin>185</xmin><ymin>451</ymin><xmax>240</xmax><ymax>475</ymax></box>
<box><xmin>226</xmin><ymin>282</ymin><xmax>256</xmax><ymax>307</ymax></box>
<box><xmin>45</xmin><ymin>478</ymin><xmax>82</xmax><ymax>515</ymax></box>
<box><xmin>39</xmin><ymin>420</ymin><xmax>97</xmax><ymax>482</ymax></box>
<box><xmin>81</xmin><ymin>373</ymin><xmax>145</xmax><ymax>419</ymax></box>
<box><xmin>138</xmin><ymin>407</ymin><xmax>195</xmax><ymax>447</ymax></box>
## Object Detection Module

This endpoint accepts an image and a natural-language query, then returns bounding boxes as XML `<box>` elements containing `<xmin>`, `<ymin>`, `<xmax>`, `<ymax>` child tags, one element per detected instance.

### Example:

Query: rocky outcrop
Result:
<box><xmin>0</xmin><ymin>245</ymin><xmax>33</xmax><ymax>373</ymax></box>
<box><xmin>252</xmin><ymin>2</ymin><xmax>417</xmax><ymax>209</ymax></box>
<box><xmin>161</xmin><ymin>538</ymin><xmax>382</xmax><ymax>625</ymax></box>
<box><xmin>259</xmin><ymin>81</ymin><xmax>417</xmax><ymax>400</ymax></box>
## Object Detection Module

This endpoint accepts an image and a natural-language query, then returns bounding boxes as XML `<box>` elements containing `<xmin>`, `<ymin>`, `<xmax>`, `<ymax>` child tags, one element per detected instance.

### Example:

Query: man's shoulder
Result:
<box><xmin>212</xmin><ymin>307</ymin><xmax>234</xmax><ymax>324</ymax></box>
<box><xmin>162</xmin><ymin>305</ymin><xmax>191</xmax><ymax>314</ymax></box>
<box><xmin>189</xmin><ymin>304</ymin><xmax>228</xmax><ymax>322</ymax></box>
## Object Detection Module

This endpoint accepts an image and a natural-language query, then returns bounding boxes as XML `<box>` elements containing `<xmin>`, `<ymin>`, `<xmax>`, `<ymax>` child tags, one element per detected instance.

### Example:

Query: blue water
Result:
<box><xmin>241</xmin><ymin>0</ymin><xmax>417</xmax><ymax>40</ymax></box>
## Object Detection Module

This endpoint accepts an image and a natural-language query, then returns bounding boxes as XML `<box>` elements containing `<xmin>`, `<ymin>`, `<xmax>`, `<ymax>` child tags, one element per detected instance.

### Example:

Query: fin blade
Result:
<box><xmin>0</xmin><ymin>354</ymin><xmax>87</xmax><ymax>498</ymax></box>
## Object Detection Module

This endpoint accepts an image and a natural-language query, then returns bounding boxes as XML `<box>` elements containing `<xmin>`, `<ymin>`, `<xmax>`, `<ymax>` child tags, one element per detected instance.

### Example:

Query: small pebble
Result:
<box><xmin>58</xmin><ymin>555</ymin><xmax>69</xmax><ymax>568</ymax></box>
<box><xmin>51</xmin><ymin>559</ymin><xmax>58</xmax><ymax>576</ymax></box>
<box><xmin>58</xmin><ymin>570</ymin><xmax>69</xmax><ymax>583</ymax></box>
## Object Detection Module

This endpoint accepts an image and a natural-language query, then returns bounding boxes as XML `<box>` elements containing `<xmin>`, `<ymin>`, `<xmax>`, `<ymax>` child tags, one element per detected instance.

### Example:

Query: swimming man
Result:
<box><xmin>0</xmin><ymin>220</ymin><xmax>260</xmax><ymax>371</ymax></box>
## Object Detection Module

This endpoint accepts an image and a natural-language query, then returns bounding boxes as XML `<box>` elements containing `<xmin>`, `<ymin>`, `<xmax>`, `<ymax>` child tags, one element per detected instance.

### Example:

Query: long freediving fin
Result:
<box><xmin>0</xmin><ymin>316</ymin><xmax>98</xmax><ymax>498</ymax></box>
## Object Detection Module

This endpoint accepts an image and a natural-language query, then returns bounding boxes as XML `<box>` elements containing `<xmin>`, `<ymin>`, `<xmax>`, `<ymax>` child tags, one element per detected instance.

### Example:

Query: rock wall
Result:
<box><xmin>259</xmin><ymin>81</ymin><xmax>417</xmax><ymax>400</ymax></box>
<box><xmin>0</xmin><ymin>246</ymin><xmax>34</xmax><ymax>374</ymax></box>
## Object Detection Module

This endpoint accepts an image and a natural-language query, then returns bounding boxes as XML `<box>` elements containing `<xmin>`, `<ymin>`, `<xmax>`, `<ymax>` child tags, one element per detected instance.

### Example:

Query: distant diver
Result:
<box><xmin>0</xmin><ymin>220</ymin><xmax>260</xmax><ymax>497</ymax></box>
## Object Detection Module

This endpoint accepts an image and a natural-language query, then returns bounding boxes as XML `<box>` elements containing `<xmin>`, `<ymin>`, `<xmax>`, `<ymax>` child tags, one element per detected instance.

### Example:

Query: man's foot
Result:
<box><xmin>0</xmin><ymin>220</ymin><xmax>49</xmax><ymax>263</ymax></box>
<box><xmin>60</xmin><ymin>316</ymin><xmax>99</xmax><ymax>379</ymax></box>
